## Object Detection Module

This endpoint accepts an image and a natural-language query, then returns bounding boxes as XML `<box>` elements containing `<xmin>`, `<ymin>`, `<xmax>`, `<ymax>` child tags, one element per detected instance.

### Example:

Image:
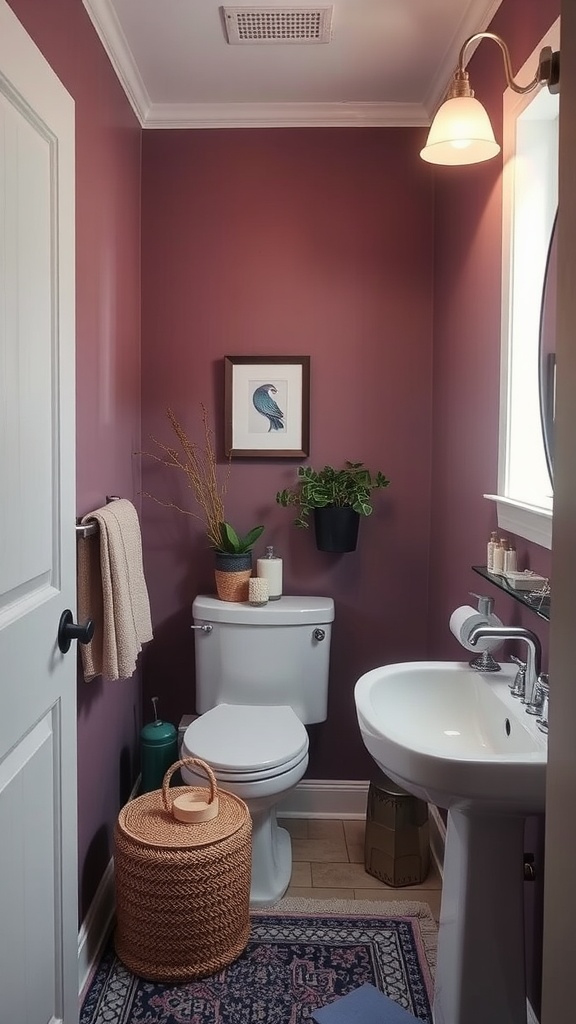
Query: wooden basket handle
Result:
<box><xmin>162</xmin><ymin>757</ymin><xmax>219</xmax><ymax>822</ymax></box>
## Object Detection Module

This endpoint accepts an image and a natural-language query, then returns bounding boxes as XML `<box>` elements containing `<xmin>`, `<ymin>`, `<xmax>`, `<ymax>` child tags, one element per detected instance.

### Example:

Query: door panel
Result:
<box><xmin>0</xmin><ymin>715</ymin><xmax>57</xmax><ymax>1024</ymax></box>
<box><xmin>0</xmin><ymin>94</ymin><xmax>54</xmax><ymax>604</ymax></box>
<box><xmin>0</xmin><ymin>2</ymin><xmax>77</xmax><ymax>1021</ymax></box>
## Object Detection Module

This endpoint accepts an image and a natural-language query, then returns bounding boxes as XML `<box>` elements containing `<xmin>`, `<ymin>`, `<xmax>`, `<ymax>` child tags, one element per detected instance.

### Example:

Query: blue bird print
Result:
<box><xmin>252</xmin><ymin>384</ymin><xmax>285</xmax><ymax>432</ymax></box>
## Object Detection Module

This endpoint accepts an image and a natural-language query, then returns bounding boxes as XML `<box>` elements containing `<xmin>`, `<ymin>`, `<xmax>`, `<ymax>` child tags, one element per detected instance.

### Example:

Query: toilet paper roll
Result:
<box><xmin>449</xmin><ymin>605</ymin><xmax>503</xmax><ymax>653</ymax></box>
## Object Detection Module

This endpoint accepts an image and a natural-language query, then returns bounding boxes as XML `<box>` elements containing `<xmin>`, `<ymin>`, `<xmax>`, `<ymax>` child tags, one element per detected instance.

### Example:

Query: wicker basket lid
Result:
<box><xmin>118</xmin><ymin>757</ymin><xmax>249</xmax><ymax>849</ymax></box>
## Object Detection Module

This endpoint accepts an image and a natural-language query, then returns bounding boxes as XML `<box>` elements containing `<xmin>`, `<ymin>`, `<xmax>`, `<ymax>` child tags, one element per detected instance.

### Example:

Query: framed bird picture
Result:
<box><xmin>224</xmin><ymin>356</ymin><xmax>310</xmax><ymax>458</ymax></box>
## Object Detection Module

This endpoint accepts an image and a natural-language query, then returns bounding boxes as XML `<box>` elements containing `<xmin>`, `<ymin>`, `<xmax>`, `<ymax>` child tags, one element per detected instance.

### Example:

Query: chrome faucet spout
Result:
<box><xmin>467</xmin><ymin>625</ymin><xmax>542</xmax><ymax>705</ymax></box>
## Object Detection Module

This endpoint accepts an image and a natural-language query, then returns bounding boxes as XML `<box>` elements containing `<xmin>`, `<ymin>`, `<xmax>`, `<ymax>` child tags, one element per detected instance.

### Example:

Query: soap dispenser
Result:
<box><xmin>256</xmin><ymin>545</ymin><xmax>283</xmax><ymax>600</ymax></box>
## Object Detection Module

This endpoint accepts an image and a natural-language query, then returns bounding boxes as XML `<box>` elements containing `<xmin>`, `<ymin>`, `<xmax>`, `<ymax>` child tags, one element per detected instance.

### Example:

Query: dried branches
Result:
<box><xmin>141</xmin><ymin>405</ymin><xmax>229</xmax><ymax>550</ymax></box>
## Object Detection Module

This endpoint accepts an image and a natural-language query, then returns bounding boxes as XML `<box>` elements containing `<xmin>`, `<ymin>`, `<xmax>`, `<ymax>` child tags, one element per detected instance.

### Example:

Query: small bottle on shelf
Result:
<box><xmin>492</xmin><ymin>540</ymin><xmax>505</xmax><ymax>573</ymax></box>
<box><xmin>487</xmin><ymin>531</ymin><xmax>498</xmax><ymax>572</ymax></box>
<box><xmin>504</xmin><ymin>544</ymin><xmax>517</xmax><ymax>573</ymax></box>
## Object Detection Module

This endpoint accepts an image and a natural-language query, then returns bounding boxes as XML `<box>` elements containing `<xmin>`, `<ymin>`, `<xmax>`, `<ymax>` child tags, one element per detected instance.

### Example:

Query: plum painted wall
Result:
<box><xmin>6</xmin><ymin>0</ymin><xmax>142</xmax><ymax>919</ymax></box>
<box><xmin>6</xmin><ymin>0</ymin><xmax>559</xmax><ymax>972</ymax></box>
<box><xmin>430</xmin><ymin>0</ymin><xmax>559</xmax><ymax>1010</ymax></box>
<box><xmin>429</xmin><ymin>0</ymin><xmax>556</xmax><ymax>663</ymax></box>
<box><xmin>140</xmin><ymin>127</ymin><xmax>434</xmax><ymax>779</ymax></box>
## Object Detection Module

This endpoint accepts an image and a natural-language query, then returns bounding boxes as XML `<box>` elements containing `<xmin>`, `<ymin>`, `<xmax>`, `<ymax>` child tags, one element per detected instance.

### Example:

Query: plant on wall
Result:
<box><xmin>276</xmin><ymin>462</ymin><xmax>390</xmax><ymax>527</ymax></box>
<box><xmin>276</xmin><ymin>462</ymin><xmax>390</xmax><ymax>552</ymax></box>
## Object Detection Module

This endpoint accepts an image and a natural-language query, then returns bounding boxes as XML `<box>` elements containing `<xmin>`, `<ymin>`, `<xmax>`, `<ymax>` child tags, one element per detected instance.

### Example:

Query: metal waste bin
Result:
<box><xmin>364</xmin><ymin>771</ymin><xmax>430</xmax><ymax>887</ymax></box>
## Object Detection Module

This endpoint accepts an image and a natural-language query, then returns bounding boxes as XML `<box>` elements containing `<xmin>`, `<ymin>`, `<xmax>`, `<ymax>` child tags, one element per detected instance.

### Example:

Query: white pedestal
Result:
<box><xmin>249</xmin><ymin>811</ymin><xmax>292</xmax><ymax>908</ymax></box>
<box><xmin>433</xmin><ymin>809</ymin><xmax>527</xmax><ymax>1024</ymax></box>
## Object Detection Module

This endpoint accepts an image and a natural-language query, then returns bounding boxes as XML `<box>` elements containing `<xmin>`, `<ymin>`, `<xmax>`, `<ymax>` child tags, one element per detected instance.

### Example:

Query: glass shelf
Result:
<box><xmin>472</xmin><ymin>565</ymin><xmax>550</xmax><ymax>622</ymax></box>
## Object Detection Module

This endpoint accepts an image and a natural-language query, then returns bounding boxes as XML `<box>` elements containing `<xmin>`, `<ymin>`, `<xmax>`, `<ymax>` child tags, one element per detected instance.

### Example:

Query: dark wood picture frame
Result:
<box><xmin>224</xmin><ymin>356</ymin><xmax>310</xmax><ymax>458</ymax></box>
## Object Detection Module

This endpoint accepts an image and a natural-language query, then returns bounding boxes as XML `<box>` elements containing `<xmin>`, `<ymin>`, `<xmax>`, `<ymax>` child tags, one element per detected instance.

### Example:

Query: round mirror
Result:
<box><xmin>539</xmin><ymin>210</ymin><xmax>557</xmax><ymax>483</ymax></box>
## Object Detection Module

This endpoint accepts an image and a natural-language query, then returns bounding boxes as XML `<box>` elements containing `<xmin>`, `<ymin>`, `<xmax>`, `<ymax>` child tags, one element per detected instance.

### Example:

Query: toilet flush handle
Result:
<box><xmin>313</xmin><ymin>628</ymin><xmax>326</xmax><ymax>641</ymax></box>
<box><xmin>191</xmin><ymin>623</ymin><xmax>213</xmax><ymax>633</ymax></box>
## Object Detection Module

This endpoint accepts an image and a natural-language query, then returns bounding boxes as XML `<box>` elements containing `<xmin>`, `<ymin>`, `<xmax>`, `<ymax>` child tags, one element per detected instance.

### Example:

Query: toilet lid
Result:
<box><xmin>183</xmin><ymin>704</ymin><xmax>308</xmax><ymax>774</ymax></box>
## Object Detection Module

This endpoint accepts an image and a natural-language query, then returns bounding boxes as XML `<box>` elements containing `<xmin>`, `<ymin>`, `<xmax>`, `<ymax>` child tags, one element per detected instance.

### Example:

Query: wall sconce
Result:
<box><xmin>420</xmin><ymin>32</ymin><xmax>560</xmax><ymax>166</ymax></box>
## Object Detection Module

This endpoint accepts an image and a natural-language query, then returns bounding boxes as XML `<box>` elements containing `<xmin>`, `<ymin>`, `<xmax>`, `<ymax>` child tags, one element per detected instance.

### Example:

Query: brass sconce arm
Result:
<box><xmin>449</xmin><ymin>32</ymin><xmax>560</xmax><ymax>101</ymax></box>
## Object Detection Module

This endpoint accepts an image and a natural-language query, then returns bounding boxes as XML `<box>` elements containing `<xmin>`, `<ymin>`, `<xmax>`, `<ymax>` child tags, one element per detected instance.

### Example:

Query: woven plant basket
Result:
<box><xmin>114</xmin><ymin>757</ymin><xmax>252</xmax><ymax>982</ymax></box>
<box><xmin>214</xmin><ymin>551</ymin><xmax>252</xmax><ymax>602</ymax></box>
<box><xmin>214</xmin><ymin>567</ymin><xmax>252</xmax><ymax>601</ymax></box>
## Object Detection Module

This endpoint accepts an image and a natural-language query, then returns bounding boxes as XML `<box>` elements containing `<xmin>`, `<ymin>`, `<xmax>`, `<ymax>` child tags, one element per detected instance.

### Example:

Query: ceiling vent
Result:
<box><xmin>222</xmin><ymin>6</ymin><xmax>333</xmax><ymax>45</ymax></box>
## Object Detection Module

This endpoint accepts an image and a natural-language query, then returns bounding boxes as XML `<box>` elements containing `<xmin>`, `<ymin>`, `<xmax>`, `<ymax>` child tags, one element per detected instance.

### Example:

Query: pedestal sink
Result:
<box><xmin>354</xmin><ymin>661</ymin><xmax>547</xmax><ymax>1024</ymax></box>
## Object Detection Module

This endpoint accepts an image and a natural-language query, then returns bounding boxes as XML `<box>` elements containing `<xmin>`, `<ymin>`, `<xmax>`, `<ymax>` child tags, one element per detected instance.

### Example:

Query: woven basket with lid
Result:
<box><xmin>114</xmin><ymin>757</ymin><xmax>252</xmax><ymax>982</ymax></box>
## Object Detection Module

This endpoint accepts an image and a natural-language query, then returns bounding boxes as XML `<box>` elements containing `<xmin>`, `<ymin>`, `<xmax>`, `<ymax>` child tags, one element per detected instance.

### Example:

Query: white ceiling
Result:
<box><xmin>83</xmin><ymin>0</ymin><xmax>503</xmax><ymax>128</ymax></box>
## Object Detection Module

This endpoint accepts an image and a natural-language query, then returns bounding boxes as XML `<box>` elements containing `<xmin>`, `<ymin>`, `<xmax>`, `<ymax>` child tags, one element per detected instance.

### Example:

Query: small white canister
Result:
<box><xmin>248</xmin><ymin>577</ymin><xmax>269</xmax><ymax>606</ymax></box>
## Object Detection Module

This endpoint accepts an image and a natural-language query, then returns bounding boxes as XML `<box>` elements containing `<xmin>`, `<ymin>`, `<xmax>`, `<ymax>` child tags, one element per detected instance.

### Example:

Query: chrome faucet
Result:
<box><xmin>467</xmin><ymin>625</ymin><xmax>543</xmax><ymax>709</ymax></box>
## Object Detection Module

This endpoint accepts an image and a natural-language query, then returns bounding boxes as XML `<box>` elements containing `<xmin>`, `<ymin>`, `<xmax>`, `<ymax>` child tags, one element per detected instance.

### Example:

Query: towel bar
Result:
<box><xmin>76</xmin><ymin>496</ymin><xmax>121</xmax><ymax>539</ymax></box>
<box><xmin>76</xmin><ymin>521</ymin><xmax>98</xmax><ymax>539</ymax></box>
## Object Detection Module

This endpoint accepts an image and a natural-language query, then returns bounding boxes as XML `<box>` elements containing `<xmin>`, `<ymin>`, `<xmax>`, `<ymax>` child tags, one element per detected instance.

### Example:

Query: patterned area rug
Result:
<box><xmin>80</xmin><ymin>898</ymin><xmax>437</xmax><ymax>1024</ymax></box>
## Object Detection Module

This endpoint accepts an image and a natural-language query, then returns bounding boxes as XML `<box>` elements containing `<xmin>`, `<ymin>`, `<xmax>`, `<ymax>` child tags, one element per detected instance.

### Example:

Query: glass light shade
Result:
<box><xmin>420</xmin><ymin>95</ymin><xmax>501</xmax><ymax>165</ymax></box>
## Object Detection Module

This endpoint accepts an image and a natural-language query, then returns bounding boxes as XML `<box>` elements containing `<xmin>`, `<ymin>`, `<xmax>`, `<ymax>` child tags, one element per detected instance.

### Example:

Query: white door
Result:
<box><xmin>0</xmin><ymin>3</ymin><xmax>77</xmax><ymax>1023</ymax></box>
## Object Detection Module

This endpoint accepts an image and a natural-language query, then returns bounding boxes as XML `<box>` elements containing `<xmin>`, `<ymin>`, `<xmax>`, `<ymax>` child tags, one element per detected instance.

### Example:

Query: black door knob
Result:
<box><xmin>57</xmin><ymin>609</ymin><xmax>95</xmax><ymax>654</ymax></box>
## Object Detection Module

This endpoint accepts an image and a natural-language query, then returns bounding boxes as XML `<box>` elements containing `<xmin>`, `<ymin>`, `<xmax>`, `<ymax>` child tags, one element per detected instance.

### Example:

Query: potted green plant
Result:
<box><xmin>141</xmin><ymin>406</ymin><xmax>264</xmax><ymax>600</ymax></box>
<box><xmin>276</xmin><ymin>462</ymin><xmax>390</xmax><ymax>552</ymax></box>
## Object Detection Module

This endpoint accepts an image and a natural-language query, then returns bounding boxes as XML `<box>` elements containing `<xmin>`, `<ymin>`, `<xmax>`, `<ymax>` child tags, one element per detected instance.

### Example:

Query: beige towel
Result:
<box><xmin>77</xmin><ymin>499</ymin><xmax>153</xmax><ymax>681</ymax></box>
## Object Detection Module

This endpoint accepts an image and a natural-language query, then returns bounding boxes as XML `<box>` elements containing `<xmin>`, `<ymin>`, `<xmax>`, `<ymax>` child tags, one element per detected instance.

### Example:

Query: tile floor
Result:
<box><xmin>280</xmin><ymin>817</ymin><xmax>443</xmax><ymax>921</ymax></box>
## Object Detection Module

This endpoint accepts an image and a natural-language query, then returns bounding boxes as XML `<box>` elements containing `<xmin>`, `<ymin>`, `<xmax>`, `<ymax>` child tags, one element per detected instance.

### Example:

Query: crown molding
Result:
<box><xmin>84</xmin><ymin>0</ymin><xmax>500</xmax><ymax>129</ymax></box>
<box><xmin>83</xmin><ymin>0</ymin><xmax>150</xmax><ymax>125</ymax></box>
<box><xmin>143</xmin><ymin>101</ymin><xmax>429</xmax><ymax>129</ymax></box>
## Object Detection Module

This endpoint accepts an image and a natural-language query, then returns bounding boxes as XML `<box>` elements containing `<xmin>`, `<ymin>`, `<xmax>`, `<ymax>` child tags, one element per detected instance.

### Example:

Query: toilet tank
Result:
<box><xmin>192</xmin><ymin>595</ymin><xmax>334</xmax><ymax>724</ymax></box>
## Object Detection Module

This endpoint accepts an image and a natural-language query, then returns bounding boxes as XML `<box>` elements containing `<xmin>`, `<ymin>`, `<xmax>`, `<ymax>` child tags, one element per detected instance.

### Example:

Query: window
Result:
<box><xmin>486</xmin><ymin>19</ymin><xmax>560</xmax><ymax>549</ymax></box>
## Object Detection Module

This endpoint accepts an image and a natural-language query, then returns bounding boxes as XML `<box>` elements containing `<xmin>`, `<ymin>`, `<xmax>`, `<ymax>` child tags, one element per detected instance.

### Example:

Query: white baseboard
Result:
<box><xmin>278</xmin><ymin>779</ymin><xmax>370</xmax><ymax>819</ymax></box>
<box><xmin>77</xmin><ymin>858</ymin><xmax>115</xmax><ymax>997</ymax></box>
<box><xmin>78</xmin><ymin>775</ymin><xmax>141</xmax><ymax>996</ymax></box>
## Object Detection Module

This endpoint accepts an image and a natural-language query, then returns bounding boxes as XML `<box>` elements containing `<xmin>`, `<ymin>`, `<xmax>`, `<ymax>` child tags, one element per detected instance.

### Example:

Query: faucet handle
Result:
<box><xmin>536</xmin><ymin>674</ymin><xmax>549</xmax><ymax>734</ymax></box>
<box><xmin>526</xmin><ymin>673</ymin><xmax>549</xmax><ymax>717</ymax></box>
<box><xmin>508</xmin><ymin>656</ymin><xmax>526</xmax><ymax>698</ymax></box>
<box><xmin>509</xmin><ymin>655</ymin><xmax>526</xmax><ymax>669</ymax></box>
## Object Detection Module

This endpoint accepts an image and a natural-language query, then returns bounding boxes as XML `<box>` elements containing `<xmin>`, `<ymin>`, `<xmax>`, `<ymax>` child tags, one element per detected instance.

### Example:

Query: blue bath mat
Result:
<box><xmin>80</xmin><ymin>898</ymin><xmax>436</xmax><ymax>1023</ymax></box>
<box><xmin>312</xmin><ymin>982</ymin><xmax>419</xmax><ymax>1022</ymax></box>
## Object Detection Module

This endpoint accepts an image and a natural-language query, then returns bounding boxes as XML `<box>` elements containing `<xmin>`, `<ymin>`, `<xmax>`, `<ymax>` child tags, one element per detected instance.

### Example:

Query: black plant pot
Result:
<box><xmin>313</xmin><ymin>506</ymin><xmax>360</xmax><ymax>553</ymax></box>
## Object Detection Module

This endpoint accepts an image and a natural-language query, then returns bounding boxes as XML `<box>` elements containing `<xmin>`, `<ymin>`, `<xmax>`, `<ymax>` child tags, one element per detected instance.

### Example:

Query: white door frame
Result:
<box><xmin>541</xmin><ymin>0</ymin><xmax>576</xmax><ymax>1018</ymax></box>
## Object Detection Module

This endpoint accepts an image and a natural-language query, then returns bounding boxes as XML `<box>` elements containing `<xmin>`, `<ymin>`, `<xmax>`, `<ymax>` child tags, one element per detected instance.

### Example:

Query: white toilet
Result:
<box><xmin>181</xmin><ymin>594</ymin><xmax>334</xmax><ymax>907</ymax></box>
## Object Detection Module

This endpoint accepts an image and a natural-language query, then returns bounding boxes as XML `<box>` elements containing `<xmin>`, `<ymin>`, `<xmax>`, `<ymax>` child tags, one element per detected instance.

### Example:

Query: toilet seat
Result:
<box><xmin>182</xmin><ymin>703</ymin><xmax>309</xmax><ymax>782</ymax></box>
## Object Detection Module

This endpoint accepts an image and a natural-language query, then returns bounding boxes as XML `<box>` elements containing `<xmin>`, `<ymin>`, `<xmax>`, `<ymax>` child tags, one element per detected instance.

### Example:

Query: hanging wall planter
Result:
<box><xmin>313</xmin><ymin>506</ymin><xmax>360</xmax><ymax>553</ymax></box>
<box><xmin>276</xmin><ymin>462</ymin><xmax>390</xmax><ymax>553</ymax></box>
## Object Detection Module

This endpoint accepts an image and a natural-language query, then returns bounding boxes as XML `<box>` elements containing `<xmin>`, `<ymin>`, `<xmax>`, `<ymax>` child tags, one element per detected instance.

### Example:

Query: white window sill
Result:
<box><xmin>484</xmin><ymin>494</ymin><xmax>552</xmax><ymax>550</ymax></box>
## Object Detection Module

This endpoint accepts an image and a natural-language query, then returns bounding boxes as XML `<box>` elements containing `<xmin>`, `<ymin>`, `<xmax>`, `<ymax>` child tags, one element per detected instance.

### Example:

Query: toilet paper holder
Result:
<box><xmin>449</xmin><ymin>596</ymin><xmax>504</xmax><ymax>672</ymax></box>
<box><xmin>469</xmin><ymin>592</ymin><xmax>494</xmax><ymax>618</ymax></box>
<box><xmin>468</xmin><ymin>593</ymin><xmax>501</xmax><ymax>673</ymax></box>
